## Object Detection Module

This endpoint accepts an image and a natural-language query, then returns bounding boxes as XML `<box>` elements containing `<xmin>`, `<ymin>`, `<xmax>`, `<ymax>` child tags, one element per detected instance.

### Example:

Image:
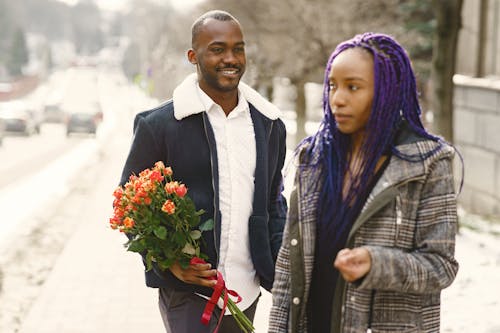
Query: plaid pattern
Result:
<box><xmin>269</xmin><ymin>140</ymin><xmax>459</xmax><ymax>333</ymax></box>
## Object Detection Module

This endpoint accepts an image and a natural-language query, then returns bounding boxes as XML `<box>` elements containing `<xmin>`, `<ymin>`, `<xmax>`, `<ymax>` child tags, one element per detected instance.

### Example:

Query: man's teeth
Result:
<box><xmin>221</xmin><ymin>69</ymin><xmax>238</xmax><ymax>74</ymax></box>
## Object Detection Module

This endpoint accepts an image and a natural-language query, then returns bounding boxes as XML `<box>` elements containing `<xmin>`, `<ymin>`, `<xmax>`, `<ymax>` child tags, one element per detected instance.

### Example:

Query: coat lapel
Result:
<box><xmin>250</xmin><ymin>105</ymin><xmax>271</xmax><ymax>216</ymax></box>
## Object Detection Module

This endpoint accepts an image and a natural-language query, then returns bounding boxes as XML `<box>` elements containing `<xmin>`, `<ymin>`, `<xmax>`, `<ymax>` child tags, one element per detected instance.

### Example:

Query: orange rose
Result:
<box><xmin>139</xmin><ymin>169</ymin><xmax>151</xmax><ymax>178</ymax></box>
<box><xmin>123</xmin><ymin>217</ymin><xmax>135</xmax><ymax>229</ymax></box>
<box><xmin>162</xmin><ymin>199</ymin><xmax>176</xmax><ymax>215</ymax></box>
<box><xmin>113</xmin><ymin>187</ymin><xmax>123</xmax><ymax>200</ymax></box>
<box><xmin>175</xmin><ymin>184</ymin><xmax>187</xmax><ymax>197</ymax></box>
<box><xmin>154</xmin><ymin>161</ymin><xmax>166</xmax><ymax>170</ymax></box>
<box><xmin>164</xmin><ymin>167</ymin><xmax>173</xmax><ymax>176</ymax></box>
<box><xmin>150</xmin><ymin>170</ymin><xmax>164</xmax><ymax>183</ymax></box>
<box><xmin>165</xmin><ymin>181</ymin><xmax>179</xmax><ymax>194</ymax></box>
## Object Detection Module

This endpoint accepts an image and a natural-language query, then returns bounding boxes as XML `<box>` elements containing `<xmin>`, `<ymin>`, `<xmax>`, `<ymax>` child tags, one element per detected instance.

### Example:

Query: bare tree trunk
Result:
<box><xmin>476</xmin><ymin>0</ymin><xmax>489</xmax><ymax>77</ymax></box>
<box><xmin>291</xmin><ymin>78</ymin><xmax>307</xmax><ymax>145</ymax></box>
<box><xmin>430</xmin><ymin>0</ymin><xmax>463</xmax><ymax>142</ymax></box>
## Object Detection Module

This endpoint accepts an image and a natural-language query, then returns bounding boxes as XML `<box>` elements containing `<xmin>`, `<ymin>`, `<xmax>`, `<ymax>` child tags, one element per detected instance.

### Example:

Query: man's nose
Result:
<box><xmin>222</xmin><ymin>50</ymin><xmax>238</xmax><ymax>63</ymax></box>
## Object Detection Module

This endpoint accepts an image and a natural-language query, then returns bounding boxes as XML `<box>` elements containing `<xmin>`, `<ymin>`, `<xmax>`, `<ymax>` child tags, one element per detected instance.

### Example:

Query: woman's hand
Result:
<box><xmin>334</xmin><ymin>247</ymin><xmax>372</xmax><ymax>282</ymax></box>
<box><xmin>169</xmin><ymin>261</ymin><xmax>218</xmax><ymax>287</ymax></box>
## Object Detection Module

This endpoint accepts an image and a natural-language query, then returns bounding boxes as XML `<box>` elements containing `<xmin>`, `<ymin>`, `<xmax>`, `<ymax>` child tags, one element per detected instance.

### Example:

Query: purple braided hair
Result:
<box><xmin>299</xmin><ymin>32</ymin><xmax>444</xmax><ymax>252</ymax></box>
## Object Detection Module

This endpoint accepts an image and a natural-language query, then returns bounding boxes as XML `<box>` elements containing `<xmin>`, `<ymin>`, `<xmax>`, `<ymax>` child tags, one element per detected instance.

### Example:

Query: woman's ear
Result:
<box><xmin>187</xmin><ymin>49</ymin><xmax>197</xmax><ymax>65</ymax></box>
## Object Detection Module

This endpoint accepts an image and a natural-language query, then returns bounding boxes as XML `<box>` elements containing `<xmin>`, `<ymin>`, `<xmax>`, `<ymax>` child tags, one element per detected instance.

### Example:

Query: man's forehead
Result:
<box><xmin>199</xmin><ymin>18</ymin><xmax>241</xmax><ymax>34</ymax></box>
<box><xmin>194</xmin><ymin>19</ymin><xmax>244</xmax><ymax>45</ymax></box>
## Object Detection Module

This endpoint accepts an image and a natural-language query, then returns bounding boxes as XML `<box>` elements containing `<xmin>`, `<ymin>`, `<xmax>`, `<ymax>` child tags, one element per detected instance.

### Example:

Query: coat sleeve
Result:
<box><xmin>268</xmin><ymin>188</ymin><xmax>294</xmax><ymax>333</ymax></box>
<box><xmin>268</xmin><ymin>119</ymin><xmax>288</xmax><ymax>262</ymax></box>
<box><xmin>119</xmin><ymin>114</ymin><xmax>177</xmax><ymax>288</ymax></box>
<box><xmin>358</xmin><ymin>153</ymin><xmax>459</xmax><ymax>293</ymax></box>
<box><xmin>119</xmin><ymin>114</ymin><xmax>162</xmax><ymax>186</ymax></box>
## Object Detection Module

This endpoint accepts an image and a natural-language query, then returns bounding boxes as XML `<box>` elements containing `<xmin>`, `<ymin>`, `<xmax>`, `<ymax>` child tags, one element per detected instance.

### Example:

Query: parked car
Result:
<box><xmin>0</xmin><ymin>118</ymin><xmax>5</xmax><ymax>146</ymax></box>
<box><xmin>65</xmin><ymin>107</ymin><xmax>102</xmax><ymax>136</ymax></box>
<box><xmin>0</xmin><ymin>100</ymin><xmax>38</xmax><ymax>136</ymax></box>
<box><xmin>43</xmin><ymin>102</ymin><xmax>65</xmax><ymax>123</ymax></box>
<box><xmin>25</xmin><ymin>101</ymin><xmax>43</xmax><ymax>134</ymax></box>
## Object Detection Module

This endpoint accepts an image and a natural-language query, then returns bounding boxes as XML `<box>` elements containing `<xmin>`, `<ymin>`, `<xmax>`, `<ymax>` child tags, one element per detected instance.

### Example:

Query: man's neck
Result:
<box><xmin>199</xmin><ymin>85</ymin><xmax>238</xmax><ymax>115</ymax></box>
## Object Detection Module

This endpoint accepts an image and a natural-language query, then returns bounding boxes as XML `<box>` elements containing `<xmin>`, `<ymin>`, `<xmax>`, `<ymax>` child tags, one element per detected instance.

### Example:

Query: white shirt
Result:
<box><xmin>196</xmin><ymin>85</ymin><xmax>260</xmax><ymax>312</ymax></box>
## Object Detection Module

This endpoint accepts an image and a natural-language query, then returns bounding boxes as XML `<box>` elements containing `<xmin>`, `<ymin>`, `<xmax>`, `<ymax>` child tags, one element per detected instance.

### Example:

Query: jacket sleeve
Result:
<box><xmin>268</xmin><ymin>119</ymin><xmax>288</xmax><ymax>262</ymax></box>
<box><xmin>120</xmin><ymin>115</ymin><xmax>176</xmax><ymax>288</ymax></box>
<box><xmin>358</xmin><ymin>154</ymin><xmax>459</xmax><ymax>293</ymax></box>
<box><xmin>119</xmin><ymin>114</ymin><xmax>161</xmax><ymax>186</ymax></box>
<box><xmin>268</xmin><ymin>188</ymin><xmax>294</xmax><ymax>333</ymax></box>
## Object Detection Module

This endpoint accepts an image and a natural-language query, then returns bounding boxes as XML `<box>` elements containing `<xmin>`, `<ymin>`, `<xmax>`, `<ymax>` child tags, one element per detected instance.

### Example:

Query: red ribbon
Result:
<box><xmin>190</xmin><ymin>257</ymin><xmax>242</xmax><ymax>333</ymax></box>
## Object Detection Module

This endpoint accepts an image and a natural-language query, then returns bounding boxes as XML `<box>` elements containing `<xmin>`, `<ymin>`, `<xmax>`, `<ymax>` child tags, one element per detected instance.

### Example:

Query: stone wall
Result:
<box><xmin>453</xmin><ymin>74</ymin><xmax>500</xmax><ymax>216</ymax></box>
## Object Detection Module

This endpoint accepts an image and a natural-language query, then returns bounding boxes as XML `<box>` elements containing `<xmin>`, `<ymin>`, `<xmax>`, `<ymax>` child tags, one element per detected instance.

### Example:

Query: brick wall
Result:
<box><xmin>454</xmin><ymin>75</ymin><xmax>500</xmax><ymax>216</ymax></box>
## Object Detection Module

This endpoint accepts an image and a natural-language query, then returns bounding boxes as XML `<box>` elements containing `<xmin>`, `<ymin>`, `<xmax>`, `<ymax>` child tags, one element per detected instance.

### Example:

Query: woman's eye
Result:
<box><xmin>329</xmin><ymin>83</ymin><xmax>337</xmax><ymax>90</ymax></box>
<box><xmin>349</xmin><ymin>85</ymin><xmax>359</xmax><ymax>91</ymax></box>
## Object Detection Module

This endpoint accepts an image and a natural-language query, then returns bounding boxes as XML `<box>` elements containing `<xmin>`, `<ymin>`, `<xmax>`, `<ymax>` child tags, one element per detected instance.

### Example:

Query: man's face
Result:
<box><xmin>188</xmin><ymin>19</ymin><xmax>246</xmax><ymax>94</ymax></box>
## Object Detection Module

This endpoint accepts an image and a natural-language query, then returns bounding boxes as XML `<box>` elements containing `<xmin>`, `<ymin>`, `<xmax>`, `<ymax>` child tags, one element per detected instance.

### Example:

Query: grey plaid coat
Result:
<box><xmin>268</xmin><ymin>133</ymin><xmax>459</xmax><ymax>333</ymax></box>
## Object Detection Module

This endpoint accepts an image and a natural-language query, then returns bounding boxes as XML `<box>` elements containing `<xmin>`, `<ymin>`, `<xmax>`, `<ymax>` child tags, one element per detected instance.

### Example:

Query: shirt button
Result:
<box><xmin>350</xmin><ymin>296</ymin><xmax>356</xmax><ymax>302</ymax></box>
<box><xmin>293</xmin><ymin>297</ymin><xmax>300</xmax><ymax>305</ymax></box>
<box><xmin>290</xmin><ymin>239</ymin><xmax>298</xmax><ymax>246</ymax></box>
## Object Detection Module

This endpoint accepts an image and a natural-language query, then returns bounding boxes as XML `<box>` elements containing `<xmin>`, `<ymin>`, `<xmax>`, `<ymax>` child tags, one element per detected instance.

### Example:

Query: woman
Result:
<box><xmin>268</xmin><ymin>33</ymin><xmax>459</xmax><ymax>333</ymax></box>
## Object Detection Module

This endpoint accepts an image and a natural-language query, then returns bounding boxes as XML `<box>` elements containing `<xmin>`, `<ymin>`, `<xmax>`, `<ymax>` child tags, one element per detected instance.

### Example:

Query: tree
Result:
<box><xmin>7</xmin><ymin>28</ymin><xmax>29</xmax><ymax>76</ymax></box>
<box><xmin>429</xmin><ymin>0</ymin><xmax>463</xmax><ymax>142</ymax></box>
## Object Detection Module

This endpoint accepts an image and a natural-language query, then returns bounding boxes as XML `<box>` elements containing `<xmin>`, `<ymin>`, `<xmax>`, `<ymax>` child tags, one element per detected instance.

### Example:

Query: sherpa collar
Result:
<box><xmin>172</xmin><ymin>73</ymin><xmax>281</xmax><ymax>121</ymax></box>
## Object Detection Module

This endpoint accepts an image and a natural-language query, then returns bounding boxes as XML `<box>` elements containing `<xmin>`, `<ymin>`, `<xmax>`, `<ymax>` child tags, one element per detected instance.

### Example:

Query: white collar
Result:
<box><xmin>172</xmin><ymin>73</ymin><xmax>281</xmax><ymax>121</ymax></box>
<box><xmin>196</xmin><ymin>84</ymin><xmax>249</xmax><ymax>118</ymax></box>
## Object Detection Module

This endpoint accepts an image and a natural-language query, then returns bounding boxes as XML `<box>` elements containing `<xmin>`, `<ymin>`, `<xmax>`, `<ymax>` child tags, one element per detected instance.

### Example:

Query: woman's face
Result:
<box><xmin>328</xmin><ymin>48</ymin><xmax>374</xmax><ymax>138</ymax></box>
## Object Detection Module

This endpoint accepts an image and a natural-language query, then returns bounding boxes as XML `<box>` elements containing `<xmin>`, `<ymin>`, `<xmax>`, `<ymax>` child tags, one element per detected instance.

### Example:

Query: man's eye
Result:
<box><xmin>234</xmin><ymin>47</ymin><xmax>245</xmax><ymax>53</ymax></box>
<box><xmin>211</xmin><ymin>48</ymin><xmax>223</xmax><ymax>53</ymax></box>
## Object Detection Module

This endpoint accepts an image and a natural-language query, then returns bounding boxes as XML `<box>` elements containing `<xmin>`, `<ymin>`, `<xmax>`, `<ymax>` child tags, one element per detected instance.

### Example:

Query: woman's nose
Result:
<box><xmin>330</xmin><ymin>88</ymin><xmax>346</xmax><ymax>108</ymax></box>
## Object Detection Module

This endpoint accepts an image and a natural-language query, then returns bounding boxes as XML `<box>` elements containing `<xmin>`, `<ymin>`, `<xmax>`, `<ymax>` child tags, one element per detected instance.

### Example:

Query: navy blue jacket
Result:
<box><xmin>119</xmin><ymin>99</ymin><xmax>287</xmax><ymax>296</ymax></box>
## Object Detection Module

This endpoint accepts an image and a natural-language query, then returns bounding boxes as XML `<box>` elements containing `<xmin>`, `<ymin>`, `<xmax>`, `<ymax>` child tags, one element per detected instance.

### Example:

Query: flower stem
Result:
<box><xmin>224</xmin><ymin>295</ymin><xmax>255</xmax><ymax>332</ymax></box>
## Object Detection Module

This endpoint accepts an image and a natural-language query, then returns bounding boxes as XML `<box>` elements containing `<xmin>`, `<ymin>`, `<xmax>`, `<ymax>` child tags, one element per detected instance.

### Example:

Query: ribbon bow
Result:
<box><xmin>190</xmin><ymin>257</ymin><xmax>242</xmax><ymax>333</ymax></box>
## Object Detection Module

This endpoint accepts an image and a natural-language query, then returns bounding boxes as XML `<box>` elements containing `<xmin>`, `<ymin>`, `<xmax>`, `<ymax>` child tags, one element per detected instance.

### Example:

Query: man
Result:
<box><xmin>119</xmin><ymin>10</ymin><xmax>287</xmax><ymax>333</ymax></box>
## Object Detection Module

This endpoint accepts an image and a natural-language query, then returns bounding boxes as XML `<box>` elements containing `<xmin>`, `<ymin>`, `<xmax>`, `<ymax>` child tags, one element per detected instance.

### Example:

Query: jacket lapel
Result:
<box><xmin>349</xmin><ymin>142</ymin><xmax>428</xmax><ymax>241</ymax></box>
<box><xmin>250</xmin><ymin>104</ymin><xmax>271</xmax><ymax>216</ymax></box>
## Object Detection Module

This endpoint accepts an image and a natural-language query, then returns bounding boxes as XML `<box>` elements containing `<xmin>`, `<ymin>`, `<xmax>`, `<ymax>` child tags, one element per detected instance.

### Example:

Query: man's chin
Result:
<box><xmin>217</xmin><ymin>80</ymin><xmax>240</xmax><ymax>92</ymax></box>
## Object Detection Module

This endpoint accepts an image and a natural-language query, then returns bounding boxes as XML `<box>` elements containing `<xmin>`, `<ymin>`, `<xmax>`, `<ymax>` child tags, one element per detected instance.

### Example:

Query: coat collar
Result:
<box><xmin>172</xmin><ymin>73</ymin><xmax>282</xmax><ymax>121</ymax></box>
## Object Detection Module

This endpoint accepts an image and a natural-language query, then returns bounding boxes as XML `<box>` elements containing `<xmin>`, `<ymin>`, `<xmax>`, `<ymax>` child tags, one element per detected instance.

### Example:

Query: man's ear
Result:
<box><xmin>187</xmin><ymin>49</ymin><xmax>197</xmax><ymax>65</ymax></box>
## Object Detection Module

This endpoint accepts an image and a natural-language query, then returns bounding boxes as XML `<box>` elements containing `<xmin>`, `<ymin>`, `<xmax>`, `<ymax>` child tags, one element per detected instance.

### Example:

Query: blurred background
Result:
<box><xmin>0</xmin><ymin>0</ymin><xmax>499</xmax><ymax>332</ymax></box>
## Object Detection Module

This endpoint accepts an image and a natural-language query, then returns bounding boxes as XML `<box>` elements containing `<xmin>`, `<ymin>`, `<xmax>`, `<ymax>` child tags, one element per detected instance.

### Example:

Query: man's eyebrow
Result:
<box><xmin>208</xmin><ymin>41</ymin><xmax>245</xmax><ymax>46</ymax></box>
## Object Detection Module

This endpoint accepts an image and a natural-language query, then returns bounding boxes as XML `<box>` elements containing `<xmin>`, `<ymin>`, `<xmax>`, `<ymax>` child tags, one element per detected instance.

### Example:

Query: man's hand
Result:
<box><xmin>334</xmin><ymin>247</ymin><xmax>372</xmax><ymax>282</ymax></box>
<box><xmin>169</xmin><ymin>261</ymin><xmax>218</xmax><ymax>288</ymax></box>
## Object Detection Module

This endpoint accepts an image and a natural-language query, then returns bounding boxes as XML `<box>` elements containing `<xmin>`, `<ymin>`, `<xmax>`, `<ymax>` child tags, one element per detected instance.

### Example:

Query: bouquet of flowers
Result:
<box><xmin>110</xmin><ymin>161</ymin><xmax>254</xmax><ymax>333</ymax></box>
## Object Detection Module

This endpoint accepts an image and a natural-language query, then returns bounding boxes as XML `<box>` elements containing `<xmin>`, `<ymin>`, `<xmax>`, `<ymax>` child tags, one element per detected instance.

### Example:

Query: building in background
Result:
<box><xmin>454</xmin><ymin>0</ymin><xmax>500</xmax><ymax>216</ymax></box>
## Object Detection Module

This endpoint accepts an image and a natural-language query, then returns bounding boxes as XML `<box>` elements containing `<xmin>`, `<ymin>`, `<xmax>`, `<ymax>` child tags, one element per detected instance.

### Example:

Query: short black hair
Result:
<box><xmin>191</xmin><ymin>10</ymin><xmax>239</xmax><ymax>48</ymax></box>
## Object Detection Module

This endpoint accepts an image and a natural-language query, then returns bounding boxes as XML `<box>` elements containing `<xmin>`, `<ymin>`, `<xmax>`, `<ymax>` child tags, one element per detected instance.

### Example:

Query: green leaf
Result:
<box><xmin>190</xmin><ymin>230</ymin><xmax>202</xmax><ymax>240</ymax></box>
<box><xmin>154</xmin><ymin>226</ymin><xmax>167</xmax><ymax>240</ymax></box>
<box><xmin>181</xmin><ymin>243</ymin><xmax>196</xmax><ymax>255</ymax></box>
<box><xmin>127</xmin><ymin>240</ymin><xmax>145</xmax><ymax>253</ymax></box>
<box><xmin>199</xmin><ymin>218</ymin><xmax>214</xmax><ymax>232</ymax></box>
<box><xmin>157</xmin><ymin>259</ymin><xmax>169</xmax><ymax>271</ymax></box>
<box><xmin>145</xmin><ymin>252</ymin><xmax>154</xmax><ymax>271</ymax></box>
<box><xmin>173</xmin><ymin>232</ymin><xmax>186</xmax><ymax>246</ymax></box>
